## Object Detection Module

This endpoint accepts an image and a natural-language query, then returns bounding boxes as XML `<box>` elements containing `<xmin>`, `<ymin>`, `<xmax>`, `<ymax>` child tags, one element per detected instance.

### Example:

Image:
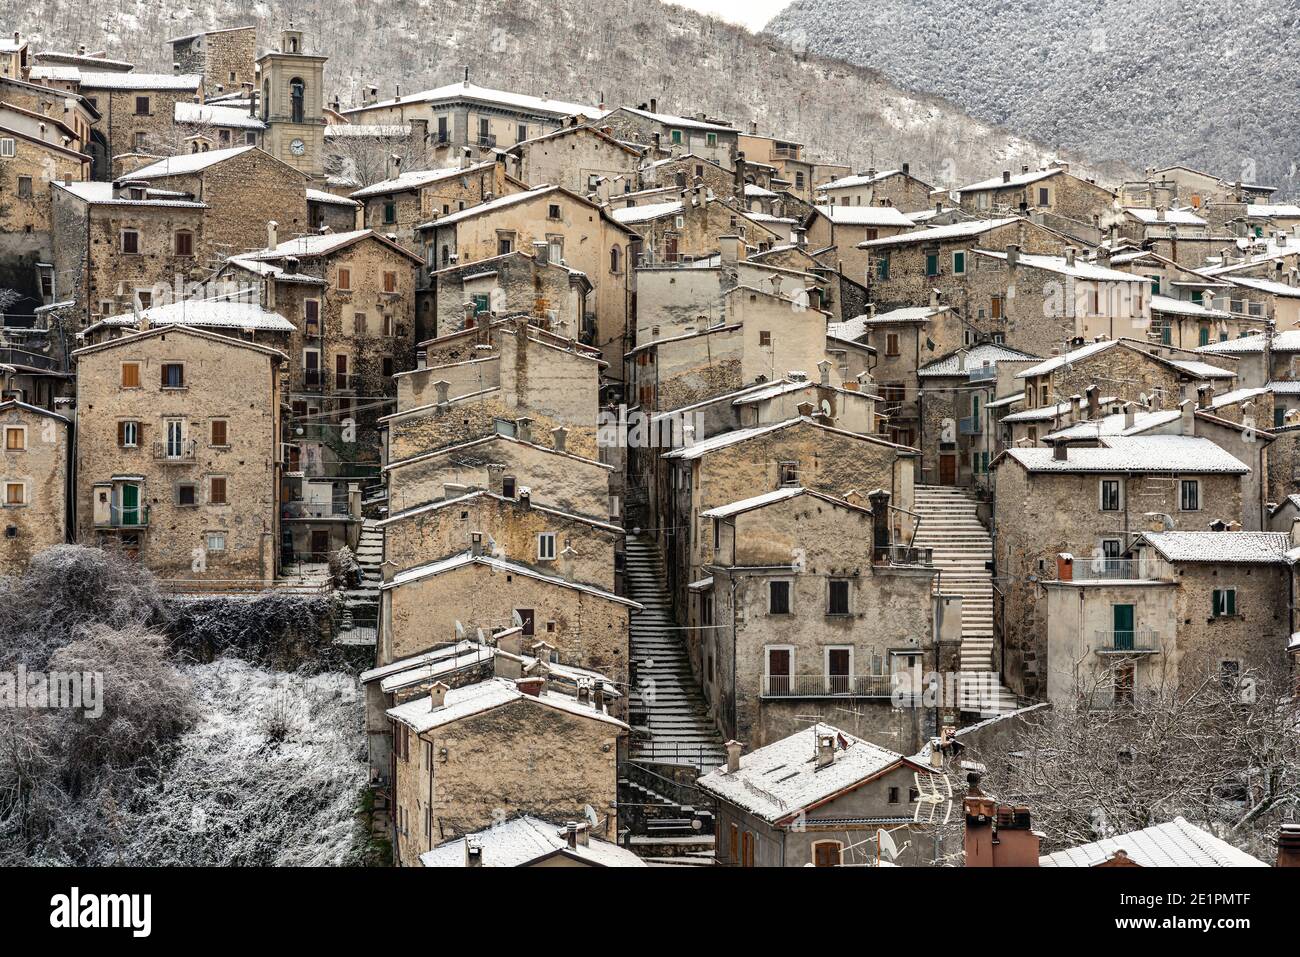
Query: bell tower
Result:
<box><xmin>256</xmin><ymin>26</ymin><xmax>327</xmax><ymax>178</ymax></box>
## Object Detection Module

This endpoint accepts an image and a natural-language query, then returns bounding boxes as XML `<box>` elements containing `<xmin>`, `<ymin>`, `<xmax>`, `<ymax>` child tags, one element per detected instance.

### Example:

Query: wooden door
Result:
<box><xmin>767</xmin><ymin>648</ymin><xmax>790</xmax><ymax>696</ymax></box>
<box><xmin>827</xmin><ymin>648</ymin><xmax>850</xmax><ymax>695</ymax></box>
<box><xmin>741</xmin><ymin>831</ymin><xmax>754</xmax><ymax>868</ymax></box>
<box><xmin>939</xmin><ymin>454</ymin><xmax>957</xmax><ymax>486</ymax></box>
<box><xmin>311</xmin><ymin>530</ymin><xmax>330</xmax><ymax>561</ymax></box>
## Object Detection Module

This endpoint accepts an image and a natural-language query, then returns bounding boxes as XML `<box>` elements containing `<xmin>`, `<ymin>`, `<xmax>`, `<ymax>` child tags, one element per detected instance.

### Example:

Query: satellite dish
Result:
<box><xmin>454</xmin><ymin>620</ymin><xmax>465</xmax><ymax>639</ymax></box>
<box><xmin>475</xmin><ymin>627</ymin><xmax>485</xmax><ymax>644</ymax></box>
<box><xmin>584</xmin><ymin>804</ymin><xmax>599</xmax><ymax>828</ymax></box>
<box><xmin>512</xmin><ymin>610</ymin><xmax>524</xmax><ymax>627</ymax></box>
<box><xmin>877</xmin><ymin>828</ymin><xmax>901</xmax><ymax>862</ymax></box>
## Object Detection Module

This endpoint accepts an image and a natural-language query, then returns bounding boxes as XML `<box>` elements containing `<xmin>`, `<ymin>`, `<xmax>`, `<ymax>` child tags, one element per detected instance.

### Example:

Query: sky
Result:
<box><xmin>665</xmin><ymin>0</ymin><xmax>793</xmax><ymax>32</ymax></box>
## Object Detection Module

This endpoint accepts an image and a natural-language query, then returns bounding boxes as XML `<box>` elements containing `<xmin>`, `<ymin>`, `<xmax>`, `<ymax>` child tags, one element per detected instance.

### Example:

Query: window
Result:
<box><xmin>888</xmin><ymin>787</ymin><xmax>901</xmax><ymax>804</ymax></box>
<box><xmin>516</xmin><ymin>123</ymin><xmax>528</xmax><ymax>143</ymax></box>
<box><xmin>382</xmin><ymin>271</ymin><xmax>398</xmax><ymax>294</ymax></box>
<box><xmin>121</xmin><ymin>229</ymin><xmax>140</xmax><ymax>254</ymax></box>
<box><xmin>353</xmin><ymin>312</ymin><xmax>368</xmax><ymax>335</ymax></box>
<box><xmin>502</xmin><ymin>475</ymin><xmax>517</xmax><ymax>499</ymax></box>
<box><xmin>538</xmin><ymin>532</ymin><xmax>557</xmax><ymax>561</ymax></box>
<box><xmin>206</xmin><ymin>532</ymin><xmax>226</xmax><ymax>552</ymax></box>
<box><xmin>610</xmin><ymin>245</ymin><xmax>622</xmax><ymax>274</ymax></box>
<box><xmin>547</xmin><ymin>203</ymin><xmax>561</xmax><ymax>220</ymax></box>
<box><xmin>1038</xmin><ymin>186</ymin><xmax>1050</xmax><ymax>206</ymax></box>
<box><xmin>1199</xmin><ymin>326</ymin><xmax>1210</xmax><ymax>347</ymax></box>
<box><xmin>120</xmin><ymin>362</ymin><xmax>142</xmax><ymax>389</ymax></box>
<box><xmin>337</xmin><ymin>267</ymin><xmax>351</xmax><ymax>291</ymax></box>
<box><xmin>1179</xmin><ymin>479</ymin><xmax>1200</xmax><ymax>511</ymax></box>
<box><xmin>497</xmin><ymin>232</ymin><xmax>515</xmax><ymax>256</ymax></box>
<box><xmin>0</xmin><ymin>138</ymin><xmax>14</xmax><ymax>158</ymax></box>
<box><xmin>209</xmin><ymin>475</ymin><xmax>227</xmax><ymax>505</ymax></box>
<box><xmin>4</xmin><ymin>482</ymin><xmax>24</xmax><ymax>506</ymax></box>
<box><xmin>768</xmin><ymin>580</ymin><xmax>791</xmax><ymax>615</ymax></box>
<box><xmin>828</xmin><ymin>579</ymin><xmax>850</xmax><ymax>616</ymax></box>
<box><xmin>117</xmin><ymin>420</ymin><xmax>139</xmax><ymax>448</ymax></box>
<box><xmin>4</xmin><ymin>426</ymin><xmax>25</xmax><ymax>451</ymax></box>
<box><xmin>305</xmin><ymin>299</ymin><xmax>320</xmax><ymax>335</ymax></box>
<box><xmin>383</xmin><ymin>200</ymin><xmax>396</xmax><ymax>225</ymax></box>
<box><xmin>795</xmin><ymin>171</ymin><xmax>805</xmax><ymax>190</ymax></box>
<box><xmin>812</xmin><ymin>841</ymin><xmax>842</xmax><ymax>867</ymax></box>
<box><xmin>133</xmin><ymin>132</ymin><xmax>148</xmax><ymax>151</ymax></box>
<box><xmin>779</xmin><ymin>461</ymin><xmax>799</xmax><ymax>486</ymax></box>
<box><xmin>1100</xmin><ymin>479</ymin><xmax>1121</xmax><ymax>511</ymax></box>
<box><xmin>382</xmin><ymin>357</ymin><xmax>394</xmax><ymax>378</ymax></box>
<box><xmin>289</xmin><ymin>78</ymin><xmax>305</xmax><ymax>124</ymax></box>
<box><xmin>210</xmin><ymin>419</ymin><xmax>228</xmax><ymax>447</ymax></box>
<box><xmin>547</xmin><ymin>236</ymin><xmax>563</xmax><ymax>262</ymax></box>
<box><xmin>952</xmin><ymin>250</ymin><xmax>966</xmax><ymax>275</ymax></box>
<box><xmin>1212</xmin><ymin>588</ymin><xmax>1237</xmax><ymax>618</ymax></box>
<box><xmin>670</xmin><ymin>129</ymin><xmax>683</xmax><ymax>145</ymax></box>
<box><xmin>991</xmin><ymin>295</ymin><xmax>1003</xmax><ymax>319</ymax></box>
<box><xmin>17</xmin><ymin>175</ymin><xmax>32</xmax><ymax>199</ymax></box>
<box><xmin>176</xmin><ymin>483</ymin><xmax>197</xmax><ymax>507</ymax></box>
<box><xmin>875</xmin><ymin>255</ymin><xmax>889</xmax><ymax>280</ymax></box>
<box><xmin>885</xmin><ymin>332</ymin><xmax>900</xmax><ymax>356</ymax></box>
<box><xmin>134</xmin><ymin>95</ymin><xmax>150</xmax><ymax>116</ymax></box>
<box><xmin>925</xmin><ymin>251</ymin><xmax>939</xmax><ymax>277</ymax></box>
<box><xmin>174</xmin><ymin>230</ymin><xmax>193</xmax><ymax>256</ymax></box>
<box><xmin>161</xmin><ymin>363</ymin><xmax>184</xmax><ymax>389</ymax></box>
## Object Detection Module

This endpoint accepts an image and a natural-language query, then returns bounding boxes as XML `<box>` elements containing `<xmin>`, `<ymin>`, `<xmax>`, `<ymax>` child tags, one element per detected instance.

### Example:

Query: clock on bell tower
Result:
<box><xmin>256</xmin><ymin>27</ymin><xmax>328</xmax><ymax>179</ymax></box>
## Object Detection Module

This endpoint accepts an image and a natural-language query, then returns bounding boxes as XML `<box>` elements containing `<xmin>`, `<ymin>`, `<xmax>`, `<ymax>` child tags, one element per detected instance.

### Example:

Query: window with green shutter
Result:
<box><xmin>876</xmin><ymin>256</ymin><xmax>889</xmax><ymax>280</ymax></box>
<box><xmin>925</xmin><ymin>252</ymin><xmax>939</xmax><ymax>277</ymax></box>
<box><xmin>1199</xmin><ymin>326</ymin><xmax>1210</xmax><ymax>346</ymax></box>
<box><xmin>1276</xmin><ymin>407</ymin><xmax>1286</xmax><ymax>428</ymax></box>
<box><xmin>1212</xmin><ymin>588</ymin><xmax>1237</xmax><ymax>617</ymax></box>
<box><xmin>953</xmin><ymin>251</ymin><xmax>966</xmax><ymax>274</ymax></box>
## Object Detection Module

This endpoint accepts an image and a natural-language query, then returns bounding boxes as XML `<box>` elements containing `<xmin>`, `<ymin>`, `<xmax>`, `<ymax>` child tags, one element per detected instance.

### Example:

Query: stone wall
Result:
<box><xmin>0</xmin><ymin>405</ymin><xmax>69</xmax><ymax>574</ymax></box>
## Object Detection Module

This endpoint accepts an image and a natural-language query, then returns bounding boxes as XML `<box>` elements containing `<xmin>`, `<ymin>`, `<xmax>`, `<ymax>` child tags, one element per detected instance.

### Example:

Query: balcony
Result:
<box><xmin>153</xmin><ymin>439</ymin><xmax>197</xmax><ymax>462</ymax></box>
<box><xmin>968</xmin><ymin>364</ymin><xmax>997</xmax><ymax>383</ymax></box>
<box><xmin>476</xmin><ymin>133</ymin><xmax>497</xmax><ymax>148</ymax></box>
<box><xmin>1094</xmin><ymin>628</ymin><xmax>1162</xmax><ymax>654</ymax></box>
<box><xmin>874</xmin><ymin>544</ymin><xmax>933</xmax><ymax>566</ymax></box>
<box><xmin>1058</xmin><ymin>556</ymin><xmax>1168</xmax><ymax>582</ymax></box>
<box><xmin>96</xmin><ymin>503</ymin><xmax>150</xmax><ymax>528</ymax></box>
<box><xmin>958</xmin><ymin>414</ymin><xmax>983</xmax><ymax>435</ymax></box>
<box><xmin>762</xmin><ymin>674</ymin><xmax>895</xmax><ymax>699</ymax></box>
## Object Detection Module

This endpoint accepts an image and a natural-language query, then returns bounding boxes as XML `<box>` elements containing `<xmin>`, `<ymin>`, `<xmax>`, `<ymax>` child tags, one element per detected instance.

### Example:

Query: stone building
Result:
<box><xmin>418</xmin><ymin>814</ymin><xmax>645</xmax><ymax>867</ymax></box>
<box><xmin>610</xmin><ymin>189</ymin><xmax>781</xmax><ymax>265</ymax></box>
<box><xmin>173</xmin><ymin>101</ymin><xmax>265</xmax><ymax>151</ymax></box>
<box><xmin>700</xmin><ymin>726</ymin><xmax>942</xmax><ymax>867</ymax></box>
<box><xmin>387</xmin><ymin>670</ymin><xmax>627</xmax><ymax>865</ymax></box>
<box><xmin>817</xmin><ymin>165</ymin><xmax>935</xmax><ymax>211</ymax></box>
<box><xmin>72</xmin><ymin>324</ymin><xmax>283</xmax><ymax>580</ymax></box>
<box><xmin>506</xmin><ymin>123</ymin><xmax>641</xmax><ymax>201</ymax></box>
<box><xmin>417</xmin><ymin>185</ymin><xmax>634</xmax><ymax>374</ymax></box>
<box><xmin>0</xmin><ymin>399</ymin><xmax>70</xmax><ymax>574</ymax></box>
<box><xmin>803</xmin><ymin>204</ymin><xmax>917</xmax><ymax>284</ymax></box>
<box><xmin>256</xmin><ymin>29</ymin><xmax>328</xmax><ymax>178</ymax></box>
<box><xmin>77</xmin><ymin>71</ymin><xmax>203</xmax><ymax>160</ymax></box>
<box><xmin>956</xmin><ymin>164</ymin><xmax>1116</xmax><ymax>238</ymax></box>
<box><xmin>169</xmin><ymin>25</ymin><xmax>256</xmax><ymax>99</ymax></box>
<box><xmin>991</xmin><ymin>433</ymin><xmax>1250</xmax><ymax>697</ymax></box>
<box><xmin>351</xmin><ymin>159</ymin><xmax>523</xmax><ymax>252</ymax></box>
<box><xmin>596</xmin><ymin>104</ymin><xmax>738</xmax><ymax>169</ymax></box>
<box><xmin>50</xmin><ymin>180</ymin><xmax>209</xmax><ymax>323</ymax></box>
<box><xmin>1043</xmin><ymin>529</ymin><xmax>1295</xmax><ymax>708</ymax></box>
<box><xmin>701</xmin><ymin>486</ymin><xmax>941</xmax><ymax>753</ymax></box>
<box><xmin>306</xmin><ymin>188</ymin><xmax>359</xmax><ymax>232</ymax></box>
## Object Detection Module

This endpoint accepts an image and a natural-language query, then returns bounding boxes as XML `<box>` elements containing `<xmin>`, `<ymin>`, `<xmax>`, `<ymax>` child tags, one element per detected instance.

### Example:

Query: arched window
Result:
<box><xmin>290</xmin><ymin>78</ymin><xmax>305</xmax><ymax>124</ymax></box>
<box><xmin>609</xmin><ymin>245</ymin><xmax>621</xmax><ymax>274</ymax></box>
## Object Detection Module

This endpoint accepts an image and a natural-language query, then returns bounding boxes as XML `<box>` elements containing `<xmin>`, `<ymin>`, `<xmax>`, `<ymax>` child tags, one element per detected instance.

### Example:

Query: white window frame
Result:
<box><xmin>823</xmin><ymin>645</ymin><xmax>854</xmax><ymax>678</ymax></box>
<box><xmin>0</xmin><ymin>138</ymin><xmax>15</xmax><ymax>158</ymax></box>
<box><xmin>120</xmin><ymin>228</ymin><xmax>141</xmax><ymax>254</ymax></box>
<box><xmin>206</xmin><ymin>532</ymin><xmax>226</xmax><ymax>552</ymax></box>
<box><xmin>1099</xmin><ymin>478</ymin><xmax>1123</xmax><ymax>512</ymax></box>
<box><xmin>763</xmin><ymin>644</ymin><xmax>795</xmax><ymax>682</ymax></box>
<box><xmin>952</xmin><ymin>250</ymin><xmax>966</xmax><ymax>275</ymax></box>
<box><xmin>4</xmin><ymin>424</ymin><xmax>27</xmax><ymax>452</ymax></box>
<box><xmin>537</xmin><ymin>532</ymin><xmax>557</xmax><ymax>561</ymax></box>
<box><xmin>3</xmin><ymin>479</ymin><xmax>27</xmax><ymax>506</ymax></box>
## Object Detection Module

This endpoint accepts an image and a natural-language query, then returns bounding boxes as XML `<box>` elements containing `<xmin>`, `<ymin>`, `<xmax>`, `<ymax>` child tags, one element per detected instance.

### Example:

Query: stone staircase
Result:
<box><xmin>335</xmin><ymin>519</ymin><xmax>383</xmax><ymax>646</ymax></box>
<box><xmin>624</xmin><ymin>535</ymin><xmax>728</xmax><ymax>774</ymax></box>
<box><xmin>910</xmin><ymin>485</ymin><xmax>1018</xmax><ymax>715</ymax></box>
<box><xmin>354</xmin><ymin>519</ymin><xmax>384</xmax><ymax>587</ymax></box>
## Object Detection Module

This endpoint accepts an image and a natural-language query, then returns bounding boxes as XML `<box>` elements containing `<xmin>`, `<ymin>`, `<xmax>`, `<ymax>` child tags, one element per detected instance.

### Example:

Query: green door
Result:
<box><xmin>1112</xmin><ymin>603</ymin><xmax>1134</xmax><ymax>650</ymax></box>
<box><xmin>120</xmin><ymin>483</ymin><xmax>140</xmax><ymax>526</ymax></box>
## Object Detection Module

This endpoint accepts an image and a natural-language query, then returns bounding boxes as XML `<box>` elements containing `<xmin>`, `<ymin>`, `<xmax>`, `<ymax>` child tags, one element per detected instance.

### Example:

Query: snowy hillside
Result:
<box><xmin>768</xmin><ymin>0</ymin><xmax>1299</xmax><ymax>196</ymax></box>
<box><xmin>0</xmin><ymin>0</ymin><xmax>1125</xmax><ymax>190</ymax></box>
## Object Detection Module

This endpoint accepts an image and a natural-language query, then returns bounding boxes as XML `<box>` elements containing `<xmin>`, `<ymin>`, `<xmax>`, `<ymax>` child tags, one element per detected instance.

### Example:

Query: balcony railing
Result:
<box><xmin>476</xmin><ymin>133</ymin><xmax>497</xmax><ymax>148</ymax></box>
<box><xmin>762</xmin><ymin>674</ymin><xmax>895</xmax><ymax>698</ymax></box>
<box><xmin>153</xmin><ymin>438</ymin><xmax>197</xmax><ymax>462</ymax></box>
<box><xmin>0</xmin><ymin>345</ymin><xmax>59</xmax><ymax>371</ymax></box>
<box><xmin>958</xmin><ymin>414</ymin><xmax>983</xmax><ymax>435</ymax></box>
<box><xmin>968</xmin><ymin>365</ymin><xmax>997</xmax><ymax>383</ymax></box>
<box><xmin>1067</xmin><ymin>557</ymin><xmax>1163</xmax><ymax>582</ymax></box>
<box><xmin>97</xmin><ymin>504</ymin><xmax>150</xmax><ymax>528</ymax></box>
<box><xmin>874</xmin><ymin>544</ymin><xmax>932</xmax><ymax>566</ymax></box>
<box><xmin>1094</xmin><ymin>628</ymin><xmax>1162</xmax><ymax>654</ymax></box>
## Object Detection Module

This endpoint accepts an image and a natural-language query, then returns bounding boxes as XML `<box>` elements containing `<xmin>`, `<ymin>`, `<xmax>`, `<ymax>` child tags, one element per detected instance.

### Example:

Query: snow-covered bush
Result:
<box><xmin>165</xmin><ymin>592</ymin><xmax>343</xmax><ymax>671</ymax></box>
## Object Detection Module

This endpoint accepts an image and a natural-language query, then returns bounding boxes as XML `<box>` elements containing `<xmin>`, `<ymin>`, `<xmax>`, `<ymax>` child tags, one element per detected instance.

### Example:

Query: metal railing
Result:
<box><xmin>0</xmin><ymin>345</ymin><xmax>59</xmax><ymax>371</ymax></box>
<box><xmin>1094</xmin><ymin>628</ymin><xmax>1161</xmax><ymax>653</ymax></box>
<box><xmin>958</xmin><ymin>413</ymin><xmax>983</xmax><ymax>435</ymax></box>
<box><xmin>152</xmin><ymin>438</ymin><xmax>197</xmax><ymax>462</ymax></box>
<box><xmin>762</xmin><ymin>674</ymin><xmax>895</xmax><ymax>698</ymax></box>
<box><xmin>1068</xmin><ymin>557</ymin><xmax>1162</xmax><ymax>582</ymax></box>
<box><xmin>97</xmin><ymin>504</ymin><xmax>150</xmax><ymax>528</ymax></box>
<box><xmin>476</xmin><ymin>133</ymin><xmax>497</xmax><ymax>148</ymax></box>
<box><xmin>875</xmin><ymin>543</ymin><xmax>933</xmax><ymax>566</ymax></box>
<box><xmin>968</xmin><ymin>365</ymin><xmax>997</xmax><ymax>383</ymax></box>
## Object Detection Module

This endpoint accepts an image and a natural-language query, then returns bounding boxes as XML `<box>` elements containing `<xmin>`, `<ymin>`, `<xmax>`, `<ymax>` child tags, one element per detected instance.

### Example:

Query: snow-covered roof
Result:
<box><xmin>663</xmin><ymin>415</ymin><xmax>911</xmax><ymax>461</ymax></box>
<box><xmin>127</xmin><ymin>145</ymin><xmax>258</xmax><ymax>179</ymax></box>
<box><xmin>617</xmin><ymin>105</ymin><xmax>736</xmax><ymax>133</ymax></box>
<box><xmin>377</xmin><ymin>488</ymin><xmax>623</xmax><ymax>534</ymax></box>
<box><xmin>1268</xmin><ymin>380</ymin><xmax>1300</xmax><ymax>394</ymax></box>
<box><xmin>1124</xmin><ymin>206</ymin><xmax>1207</xmax><ymax>226</ymax></box>
<box><xmin>1166</xmin><ymin>359</ymin><xmax>1236</xmax><ymax>379</ymax></box>
<box><xmin>419</xmin><ymin>184</ymin><xmax>565</xmax><ymax>229</ymax></box>
<box><xmin>609</xmin><ymin>200</ymin><xmax>685</xmax><ymax>225</ymax></box>
<box><xmin>701</xmin><ymin>486</ymin><xmax>860</xmax><ymax>520</ymax></box>
<box><xmin>97</xmin><ymin>299</ymin><xmax>295</xmax><ymax>333</ymax></box>
<box><xmin>814</xmin><ymin>204</ymin><xmax>915</xmax><ymax>228</ymax></box>
<box><xmin>957</xmin><ymin>168</ymin><xmax>1060</xmax><ymax>193</ymax></box>
<box><xmin>1043</xmin><ymin>408</ymin><xmax>1182</xmax><ymax>441</ymax></box>
<box><xmin>744</xmin><ymin>183</ymin><xmax>777</xmax><ymax>198</ymax></box>
<box><xmin>828</xmin><ymin>306</ymin><xmax>939</xmax><ymax>342</ymax></box>
<box><xmin>350</xmin><ymin>162</ymin><xmax>496</xmax><ymax>199</ymax></box>
<box><xmin>858</xmin><ymin>217</ymin><xmax>1019</xmax><ymax>249</ymax></box>
<box><xmin>1016</xmin><ymin>339</ymin><xmax>1123</xmax><ymax>378</ymax></box>
<box><xmin>697</xmin><ymin>724</ymin><xmax>919</xmax><ymax>824</ymax></box>
<box><xmin>305</xmin><ymin>188</ymin><xmax>360</xmax><ymax>208</ymax></box>
<box><xmin>1140</xmin><ymin>531</ymin><xmax>1290</xmax><ymax>564</ymax></box>
<box><xmin>918</xmin><ymin>342</ymin><xmax>1041</xmax><ymax>378</ymax></box>
<box><xmin>1039</xmin><ymin>817</ymin><xmax>1267</xmax><ymax>868</ymax></box>
<box><xmin>380</xmin><ymin>551</ymin><xmax>641</xmax><ymax>608</ymax></box>
<box><xmin>974</xmin><ymin>249</ymin><xmax>1147</xmax><ymax>283</ymax></box>
<box><xmin>1198</xmin><ymin>330</ymin><xmax>1300</xmax><ymax>354</ymax></box>
<box><xmin>1221</xmin><ymin>275</ymin><xmax>1300</xmax><ymax>299</ymax></box>
<box><xmin>1208</xmin><ymin>386</ymin><xmax>1271</xmax><ymax>408</ymax></box>
<box><xmin>359</xmin><ymin>640</ymin><xmax>486</xmax><ymax>685</ymax></box>
<box><xmin>345</xmin><ymin>81</ymin><xmax>602</xmax><ymax>121</ymax></box>
<box><xmin>1000</xmin><ymin>396</ymin><xmax>1122</xmax><ymax>423</ymax></box>
<box><xmin>242</xmin><ymin>229</ymin><xmax>378</xmax><ymax>261</ymax></box>
<box><xmin>820</xmin><ymin>169</ymin><xmax>907</xmax><ymax>190</ymax></box>
<box><xmin>1150</xmin><ymin>294</ymin><xmax>1231</xmax><ymax>319</ymax></box>
<box><xmin>77</xmin><ymin>71</ymin><xmax>202</xmax><ymax>91</ymax></box>
<box><xmin>387</xmin><ymin>676</ymin><xmax>628</xmax><ymax>735</ymax></box>
<box><xmin>1002</xmin><ymin>436</ymin><xmax>1249</xmax><ymax>474</ymax></box>
<box><xmin>1247</xmin><ymin>204</ymin><xmax>1300</xmax><ymax>218</ymax></box>
<box><xmin>323</xmin><ymin>124</ymin><xmax>411</xmax><ymax>139</ymax></box>
<box><xmin>174</xmin><ymin>101</ymin><xmax>265</xmax><ymax>130</ymax></box>
<box><xmin>419</xmin><ymin>815</ymin><xmax>645</xmax><ymax>868</ymax></box>
<box><xmin>54</xmin><ymin>180</ymin><xmax>207</xmax><ymax>208</ymax></box>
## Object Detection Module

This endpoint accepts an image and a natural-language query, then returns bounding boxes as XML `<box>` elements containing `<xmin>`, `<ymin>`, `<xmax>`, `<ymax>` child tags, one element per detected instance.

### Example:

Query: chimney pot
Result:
<box><xmin>815</xmin><ymin>732</ymin><xmax>836</xmax><ymax>769</ymax></box>
<box><xmin>429</xmin><ymin>681</ymin><xmax>449</xmax><ymax>709</ymax></box>
<box><xmin>725</xmin><ymin>739</ymin><xmax>743</xmax><ymax>774</ymax></box>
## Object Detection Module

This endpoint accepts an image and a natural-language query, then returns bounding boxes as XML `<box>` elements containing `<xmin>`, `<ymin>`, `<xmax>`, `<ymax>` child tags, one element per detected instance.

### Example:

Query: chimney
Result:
<box><xmin>1001</xmin><ymin>170</ymin><xmax>1011</xmax><ymax>184</ymax></box>
<box><xmin>564</xmin><ymin>822</ymin><xmax>579</xmax><ymax>849</ymax></box>
<box><xmin>649</xmin><ymin>97</ymin><xmax>657</xmax><ymax>114</ymax></box>
<box><xmin>469</xmin><ymin>531</ymin><xmax>484</xmax><ymax>557</ymax></box>
<box><xmin>1064</xmin><ymin>247</ymin><xmax>1076</xmax><ymax>267</ymax></box>
<box><xmin>817</xmin><ymin>359</ymin><xmax>831</xmax><ymax>386</ymax></box>
<box><xmin>497</xmin><ymin>627</ymin><xmax>523</xmax><ymax>657</ymax></box>
<box><xmin>963</xmin><ymin>774</ymin><xmax>1041</xmax><ymax>867</ymax></box>
<box><xmin>1197</xmin><ymin>384</ymin><xmax>1214</xmax><ymax>409</ymax></box>
<box><xmin>550</xmin><ymin>425</ymin><xmax>568</xmax><ymax>452</ymax></box>
<box><xmin>901</xmin><ymin>162</ymin><xmax>910</xmax><ymax>177</ymax></box>
<box><xmin>494</xmin><ymin>645</ymin><xmax>524</xmax><ymax>680</ymax></box>
<box><xmin>1052</xmin><ymin>442</ymin><xmax>1067</xmax><ymax>461</ymax></box>
<box><xmin>868</xmin><ymin>488</ymin><xmax>891</xmax><ymax>562</ymax></box>
<box><xmin>574</xmin><ymin>822</ymin><xmax>590</xmax><ymax>847</ymax></box>
<box><xmin>429</xmin><ymin>681</ymin><xmax>449</xmax><ymax>709</ymax></box>
<box><xmin>515</xmin><ymin>417</ymin><xmax>532</xmax><ymax>443</ymax></box>
<box><xmin>465</xmin><ymin>835</ymin><xmax>483</xmax><ymax>867</ymax></box>
<box><xmin>1069</xmin><ymin>394</ymin><xmax>1082</xmax><ymax>423</ymax></box>
<box><xmin>517</xmin><ymin>675</ymin><xmax>545</xmax><ymax>697</ymax></box>
<box><xmin>1123</xmin><ymin>401</ymin><xmax>1136</xmax><ymax>429</ymax></box>
<box><xmin>463</xmin><ymin>301</ymin><xmax>478</xmax><ymax>328</ymax></box>
<box><xmin>1278</xmin><ymin>824</ymin><xmax>1300</xmax><ymax>867</ymax></box>
<box><xmin>1056</xmin><ymin>553</ymin><xmax>1074</xmax><ymax>581</ymax></box>
<box><xmin>1096</xmin><ymin>245</ymin><xmax>1112</xmax><ymax>267</ymax></box>
<box><xmin>518</xmin><ymin>487</ymin><xmax>531</xmax><ymax>509</ymax></box>
<box><xmin>1005</xmin><ymin>243</ymin><xmax>1020</xmax><ymax>268</ymax></box>
<box><xmin>719</xmin><ymin>234</ymin><xmax>742</xmax><ymax>264</ymax></box>
<box><xmin>815</xmin><ymin>731</ymin><xmax>837</xmax><ymax>769</ymax></box>
<box><xmin>1179</xmin><ymin>399</ymin><xmax>1196</xmax><ymax>436</ymax></box>
<box><xmin>434</xmin><ymin>379</ymin><xmax>450</xmax><ymax>407</ymax></box>
<box><xmin>725</xmin><ymin>739</ymin><xmax>742</xmax><ymax>774</ymax></box>
<box><xmin>1085</xmin><ymin>384</ymin><xmax>1100</xmax><ymax>419</ymax></box>
<box><xmin>266</xmin><ymin>220</ymin><xmax>278</xmax><ymax>249</ymax></box>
